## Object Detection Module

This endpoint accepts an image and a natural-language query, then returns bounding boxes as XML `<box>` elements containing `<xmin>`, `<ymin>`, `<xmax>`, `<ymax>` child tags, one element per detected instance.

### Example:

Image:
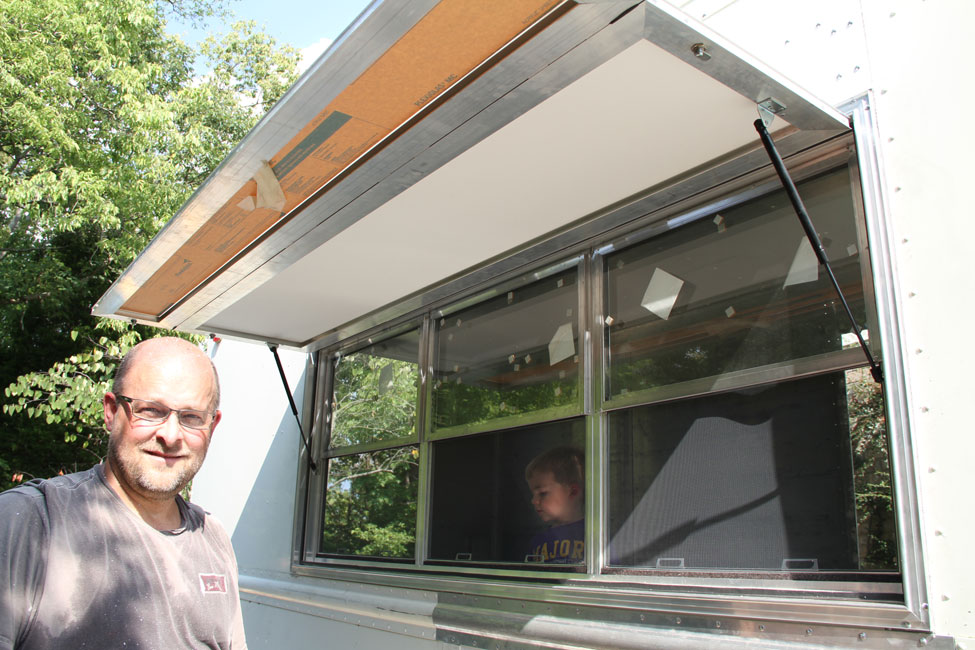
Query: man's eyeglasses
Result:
<box><xmin>114</xmin><ymin>394</ymin><xmax>215</xmax><ymax>431</ymax></box>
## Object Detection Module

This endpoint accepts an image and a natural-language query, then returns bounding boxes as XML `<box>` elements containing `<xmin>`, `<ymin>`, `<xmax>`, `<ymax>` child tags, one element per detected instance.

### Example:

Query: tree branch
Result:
<box><xmin>4</xmin><ymin>291</ymin><xmax>53</xmax><ymax>305</ymax></box>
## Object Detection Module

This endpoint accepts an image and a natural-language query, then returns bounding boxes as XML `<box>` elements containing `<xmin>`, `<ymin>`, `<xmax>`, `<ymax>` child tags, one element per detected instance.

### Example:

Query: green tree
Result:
<box><xmin>1</xmin><ymin>0</ymin><xmax>300</xmax><ymax>489</ymax></box>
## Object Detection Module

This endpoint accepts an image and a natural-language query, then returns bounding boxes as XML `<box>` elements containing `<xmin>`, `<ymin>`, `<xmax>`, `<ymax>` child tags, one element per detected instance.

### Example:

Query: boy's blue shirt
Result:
<box><xmin>527</xmin><ymin>519</ymin><xmax>584</xmax><ymax>564</ymax></box>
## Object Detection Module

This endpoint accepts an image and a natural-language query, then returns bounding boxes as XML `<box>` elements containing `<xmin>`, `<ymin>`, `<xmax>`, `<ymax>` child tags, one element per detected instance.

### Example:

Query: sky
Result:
<box><xmin>166</xmin><ymin>0</ymin><xmax>375</xmax><ymax>73</ymax></box>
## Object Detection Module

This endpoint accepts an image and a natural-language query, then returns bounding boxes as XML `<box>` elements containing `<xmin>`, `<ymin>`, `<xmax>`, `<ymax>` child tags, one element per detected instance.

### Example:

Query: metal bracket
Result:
<box><xmin>757</xmin><ymin>97</ymin><xmax>786</xmax><ymax>128</ymax></box>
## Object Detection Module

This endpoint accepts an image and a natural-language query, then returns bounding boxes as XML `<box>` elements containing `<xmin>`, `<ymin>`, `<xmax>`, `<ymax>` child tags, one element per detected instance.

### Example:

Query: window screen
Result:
<box><xmin>428</xmin><ymin>419</ymin><xmax>585</xmax><ymax>566</ymax></box>
<box><xmin>608</xmin><ymin>369</ymin><xmax>896</xmax><ymax>572</ymax></box>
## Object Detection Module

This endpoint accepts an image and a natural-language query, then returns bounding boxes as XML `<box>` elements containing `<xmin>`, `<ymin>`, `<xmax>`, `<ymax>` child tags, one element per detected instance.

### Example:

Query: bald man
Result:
<box><xmin>0</xmin><ymin>337</ymin><xmax>247</xmax><ymax>649</ymax></box>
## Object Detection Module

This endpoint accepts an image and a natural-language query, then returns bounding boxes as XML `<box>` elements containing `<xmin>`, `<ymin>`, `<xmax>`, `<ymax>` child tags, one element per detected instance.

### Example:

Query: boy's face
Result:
<box><xmin>528</xmin><ymin>470</ymin><xmax>581</xmax><ymax>525</ymax></box>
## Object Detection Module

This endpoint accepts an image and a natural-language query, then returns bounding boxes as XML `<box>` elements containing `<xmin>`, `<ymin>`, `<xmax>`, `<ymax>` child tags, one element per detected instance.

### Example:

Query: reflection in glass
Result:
<box><xmin>847</xmin><ymin>367</ymin><xmax>898</xmax><ymax>570</ymax></box>
<box><xmin>321</xmin><ymin>446</ymin><xmax>419</xmax><ymax>558</ymax></box>
<box><xmin>607</xmin><ymin>370</ymin><xmax>897</xmax><ymax>572</ymax></box>
<box><xmin>428</xmin><ymin>419</ymin><xmax>585</xmax><ymax>565</ymax></box>
<box><xmin>432</xmin><ymin>270</ymin><xmax>580</xmax><ymax>431</ymax></box>
<box><xmin>604</xmin><ymin>166</ymin><xmax>868</xmax><ymax>399</ymax></box>
<box><xmin>330</xmin><ymin>329</ymin><xmax>419</xmax><ymax>448</ymax></box>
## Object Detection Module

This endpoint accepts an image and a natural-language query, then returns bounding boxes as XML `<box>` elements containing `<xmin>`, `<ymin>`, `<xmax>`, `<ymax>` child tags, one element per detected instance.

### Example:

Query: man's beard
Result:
<box><xmin>107</xmin><ymin>424</ymin><xmax>207</xmax><ymax>500</ymax></box>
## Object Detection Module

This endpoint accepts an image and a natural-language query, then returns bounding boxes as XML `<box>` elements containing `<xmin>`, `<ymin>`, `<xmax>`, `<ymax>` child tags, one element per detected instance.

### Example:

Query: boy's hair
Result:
<box><xmin>525</xmin><ymin>446</ymin><xmax>585</xmax><ymax>487</ymax></box>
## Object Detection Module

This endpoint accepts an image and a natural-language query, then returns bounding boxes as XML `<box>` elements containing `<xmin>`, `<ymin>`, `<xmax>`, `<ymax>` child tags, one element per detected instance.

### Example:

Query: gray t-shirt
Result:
<box><xmin>0</xmin><ymin>465</ymin><xmax>247</xmax><ymax>649</ymax></box>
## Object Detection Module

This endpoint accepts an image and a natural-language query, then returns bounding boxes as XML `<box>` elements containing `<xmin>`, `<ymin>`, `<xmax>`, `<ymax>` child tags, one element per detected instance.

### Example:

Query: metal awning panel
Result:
<box><xmin>94</xmin><ymin>0</ymin><xmax>849</xmax><ymax>348</ymax></box>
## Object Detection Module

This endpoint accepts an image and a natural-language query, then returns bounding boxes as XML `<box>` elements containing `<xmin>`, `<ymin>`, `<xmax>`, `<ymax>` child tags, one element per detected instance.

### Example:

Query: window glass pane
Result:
<box><xmin>321</xmin><ymin>446</ymin><xmax>419</xmax><ymax>558</ymax></box>
<box><xmin>432</xmin><ymin>269</ymin><xmax>580</xmax><ymax>431</ymax></box>
<box><xmin>607</xmin><ymin>369</ymin><xmax>897</xmax><ymax>572</ymax></box>
<box><xmin>330</xmin><ymin>329</ymin><xmax>419</xmax><ymax>448</ymax></box>
<box><xmin>428</xmin><ymin>419</ymin><xmax>585</xmax><ymax>565</ymax></box>
<box><xmin>604</xmin><ymin>167</ymin><xmax>867</xmax><ymax>399</ymax></box>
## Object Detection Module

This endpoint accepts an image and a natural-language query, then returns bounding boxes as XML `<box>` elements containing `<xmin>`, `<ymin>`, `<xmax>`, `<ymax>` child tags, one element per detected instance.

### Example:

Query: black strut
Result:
<box><xmin>268</xmin><ymin>343</ymin><xmax>318</xmax><ymax>471</ymax></box>
<box><xmin>754</xmin><ymin>118</ymin><xmax>883</xmax><ymax>384</ymax></box>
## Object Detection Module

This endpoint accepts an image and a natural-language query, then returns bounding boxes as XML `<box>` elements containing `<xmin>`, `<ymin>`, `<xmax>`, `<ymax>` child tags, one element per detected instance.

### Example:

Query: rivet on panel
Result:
<box><xmin>806</xmin><ymin>628</ymin><xmax>814</xmax><ymax>636</ymax></box>
<box><xmin>859</xmin><ymin>632</ymin><xmax>867</xmax><ymax>641</ymax></box>
<box><xmin>921</xmin><ymin>406</ymin><xmax>929</xmax><ymax>413</ymax></box>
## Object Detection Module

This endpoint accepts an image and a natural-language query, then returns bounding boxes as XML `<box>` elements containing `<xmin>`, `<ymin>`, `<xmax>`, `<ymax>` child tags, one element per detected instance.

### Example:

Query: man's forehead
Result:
<box><xmin>123</xmin><ymin>351</ymin><xmax>215</xmax><ymax>398</ymax></box>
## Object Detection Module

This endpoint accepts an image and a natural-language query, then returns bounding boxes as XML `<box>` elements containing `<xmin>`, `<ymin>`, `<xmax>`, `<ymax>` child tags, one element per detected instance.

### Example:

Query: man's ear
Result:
<box><xmin>569</xmin><ymin>482</ymin><xmax>582</xmax><ymax>498</ymax></box>
<box><xmin>103</xmin><ymin>393</ymin><xmax>119</xmax><ymax>431</ymax></box>
<box><xmin>208</xmin><ymin>410</ymin><xmax>222</xmax><ymax>437</ymax></box>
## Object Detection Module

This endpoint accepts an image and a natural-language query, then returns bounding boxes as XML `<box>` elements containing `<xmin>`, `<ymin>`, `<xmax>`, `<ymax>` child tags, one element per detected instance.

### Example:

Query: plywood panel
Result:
<box><xmin>119</xmin><ymin>0</ymin><xmax>566</xmax><ymax>318</ymax></box>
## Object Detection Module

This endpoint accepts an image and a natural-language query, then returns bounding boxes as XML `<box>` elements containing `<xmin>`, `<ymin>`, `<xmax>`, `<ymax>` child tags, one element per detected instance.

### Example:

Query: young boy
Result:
<box><xmin>525</xmin><ymin>446</ymin><xmax>585</xmax><ymax>564</ymax></box>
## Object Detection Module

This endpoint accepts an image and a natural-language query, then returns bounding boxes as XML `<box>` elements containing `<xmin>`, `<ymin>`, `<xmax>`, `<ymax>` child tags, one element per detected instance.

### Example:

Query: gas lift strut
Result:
<box><xmin>268</xmin><ymin>343</ymin><xmax>318</xmax><ymax>471</ymax></box>
<box><xmin>753</xmin><ymin>111</ymin><xmax>883</xmax><ymax>384</ymax></box>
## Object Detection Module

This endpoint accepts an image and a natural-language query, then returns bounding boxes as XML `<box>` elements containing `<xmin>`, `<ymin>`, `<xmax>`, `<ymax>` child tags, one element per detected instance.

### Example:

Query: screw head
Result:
<box><xmin>691</xmin><ymin>43</ymin><xmax>712</xmax><ymax>61</ymax></box>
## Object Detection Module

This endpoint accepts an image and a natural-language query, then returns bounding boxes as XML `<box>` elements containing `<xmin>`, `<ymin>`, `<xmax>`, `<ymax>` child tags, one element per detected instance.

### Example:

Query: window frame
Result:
<box><xmin>300</xmin><ymin>319</ymin><xmax>426</xmax><ymax>565</ymax></box>
<box><xmin>293</xmin><ymin>104</ymin><xmax>925</xmax><ymax>630</ymax></box>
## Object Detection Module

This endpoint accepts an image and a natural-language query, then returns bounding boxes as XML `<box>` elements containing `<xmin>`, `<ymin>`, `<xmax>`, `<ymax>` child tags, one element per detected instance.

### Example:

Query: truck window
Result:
<box><xmin>306</xmin><ymin>151</ymin><xmax>898</xmax><ymax>601</ymax></box>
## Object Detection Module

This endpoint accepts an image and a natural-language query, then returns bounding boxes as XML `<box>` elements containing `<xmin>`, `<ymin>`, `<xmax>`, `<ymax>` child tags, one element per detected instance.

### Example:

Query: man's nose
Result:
<box><xmin>155</xmin><ymin>412</ymin><xmax>184</xmax><ymax>446</ymax></box>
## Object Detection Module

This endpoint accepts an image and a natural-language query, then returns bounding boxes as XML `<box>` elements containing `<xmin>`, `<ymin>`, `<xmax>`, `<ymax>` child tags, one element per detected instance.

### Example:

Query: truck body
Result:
<box><xmin>96</xmin><ymin>1</ymin><xmax>975</xmax><ymax>647</ymax></box>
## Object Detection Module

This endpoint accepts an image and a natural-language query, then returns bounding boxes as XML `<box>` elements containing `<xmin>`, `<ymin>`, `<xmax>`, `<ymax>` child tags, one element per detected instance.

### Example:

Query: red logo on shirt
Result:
<box><xmin>199</xmin><ymin>574</ymin><xmax>228</xmax><ymax>594</ymax></box>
